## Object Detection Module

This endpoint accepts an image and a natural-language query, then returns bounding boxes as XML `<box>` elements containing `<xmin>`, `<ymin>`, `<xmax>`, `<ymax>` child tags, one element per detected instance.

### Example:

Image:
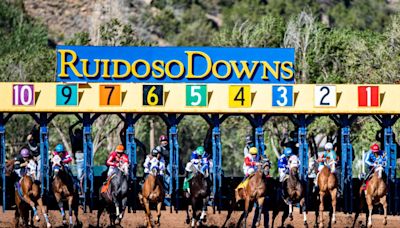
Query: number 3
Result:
<box><xmin>276</xmin><ymin>86</ymin><xmax>288</xmax><ymax>106</ymax></box>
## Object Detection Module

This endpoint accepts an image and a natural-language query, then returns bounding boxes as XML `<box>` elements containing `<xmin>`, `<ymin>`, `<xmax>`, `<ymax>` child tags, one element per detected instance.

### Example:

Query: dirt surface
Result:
<box><xmin>1</xmin><ymin>207</ymin><xmax>399</xmax><ymax>227</ymax></box>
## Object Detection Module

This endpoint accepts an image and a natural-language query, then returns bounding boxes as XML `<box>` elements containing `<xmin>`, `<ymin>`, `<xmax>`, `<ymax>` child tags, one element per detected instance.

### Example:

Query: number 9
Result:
<box><xmin>61</xmin><ymin>86</ymin><xmax>72</xmax><ymax>104</ymax></box>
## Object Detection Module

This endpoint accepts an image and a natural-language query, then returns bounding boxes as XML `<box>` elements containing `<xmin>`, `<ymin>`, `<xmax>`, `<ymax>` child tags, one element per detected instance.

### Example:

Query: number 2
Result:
<box><xmin>320</xmin><ymin>86</ymin><xmax>330</xmax><ymax>105</ymax></box>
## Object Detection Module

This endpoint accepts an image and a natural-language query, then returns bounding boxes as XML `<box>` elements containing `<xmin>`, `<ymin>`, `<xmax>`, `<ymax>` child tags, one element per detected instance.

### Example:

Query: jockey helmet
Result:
<box><xmin>371</xmin><ymin>143</ymin><xmax>380</xmax><ymax>152</ymax></box>
<box><xmin>116</xmin><ymin>144</ymin><xmax>124</xmax><ymax>153</ymax></box>
<box><xmin>20</xmin><ymin>148</ymin><xmax>30</xmax><ymax>158</ymax></box>
<box><xmin>245</xmin><ymin>135</ymin><xmax>253</xmax><ymax>144</ymax></box>
<box><xmin>283</xmin><ymin>147</ymin><xmax>292</xmax><ymax>157</ymax></box>
<box><xmin>249</xmin><ymin>147</ymin><xmax>258</xmax><ymax>155</ymax></box>
<box><xmin>152</xmin><ymin>148</ymin><xmax>159</xmax><ymax>156</ymax></box>
<box><xmin>324</xmin><ymin>142</ymin><xmax>333</xmax><ymax>151</ymax></box>
<box><xmin>196</xmin><ymin>146</ymin><xmax>205</xmax><ymax>156</ymax></box>
<box><xmin>54</xmin><ymin>144</ymin><xmax>64</xmax><ymax>153</ymax></box>
<box><xmin>159</xmin><ymin>135</ymin><xmax>168</xmax><ymax>142</ymax></box>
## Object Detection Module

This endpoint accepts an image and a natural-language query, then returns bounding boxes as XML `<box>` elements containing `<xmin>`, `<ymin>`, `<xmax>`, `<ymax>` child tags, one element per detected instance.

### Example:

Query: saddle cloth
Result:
<box><xmin>236</xmin><ymin>174</ymin><xmax>255</xmax><ymax>190</ymax></box>
<box><xmin>101</xmin><ymin>174</ymin><xmax>115</xmax><ymax>193</ymax></box>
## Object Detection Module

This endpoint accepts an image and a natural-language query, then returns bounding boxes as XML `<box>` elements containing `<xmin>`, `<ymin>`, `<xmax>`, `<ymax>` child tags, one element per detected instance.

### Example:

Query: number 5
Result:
<box><xmin>190</xmin><ymin>86</ymin><xmax>202</xmax><ymax>106</ymax></box>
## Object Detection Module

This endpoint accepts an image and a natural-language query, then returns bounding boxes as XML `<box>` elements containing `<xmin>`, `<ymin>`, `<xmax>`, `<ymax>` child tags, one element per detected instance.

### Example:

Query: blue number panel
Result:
<box><xmin>56</xmin><ymin>84</ymin><xmax>78</xmax><ymax>106</ymax></box>
<box><xmin>272</xmin><ymin>85</ymin><xmax>293</xmax><ymax>107</ymax></box>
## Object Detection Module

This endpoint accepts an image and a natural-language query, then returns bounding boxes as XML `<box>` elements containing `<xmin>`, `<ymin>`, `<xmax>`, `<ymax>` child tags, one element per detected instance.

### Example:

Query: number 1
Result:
<box><xmin>366</xmin><ymin>86</ymin><xmax>371</xmax><ymax>107</ymax></box>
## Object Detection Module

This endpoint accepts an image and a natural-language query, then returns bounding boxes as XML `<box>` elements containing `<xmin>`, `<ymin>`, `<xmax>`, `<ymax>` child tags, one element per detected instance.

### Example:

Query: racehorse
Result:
<box><xmin>51</xmin><ymin>155</ymin><xmax>81</xmax><ymax>228</ymax></box>
<box><xmin>97</xmin><ymin>161</ymin><xmax>129</xmax><ymax>227</ymax></box>
<box><xmin>359</xmin><ymin>161</ymin><xmax>387</xmax><ymax>228</ymax></box>
<box><xmin>316</xmin><ymin>159</ymin><xmax>338</xmax><ymax>227</ymax></box>
<box><xmin>185</xmin><ymin>163</ymin><xmax>211</xmax><ymax>227</ymax></box>
<box><xmin>6</xmin><ymin>159</ymin><xmax>51</xmax><ymax>228</ymax></box>
<box><xmin>233</xmin><ymin>158</ymin><xmax>270</xmax><ymax>228</ymax></box>
<box><xmin>139</xmin><ymin>165</ymin><xmax>164</xmax><ymax>228</ymax></box>
<box><xmin>275</xmin><ymin>162</ymin><xmax>307</xmax><ymax>227</ymax></box>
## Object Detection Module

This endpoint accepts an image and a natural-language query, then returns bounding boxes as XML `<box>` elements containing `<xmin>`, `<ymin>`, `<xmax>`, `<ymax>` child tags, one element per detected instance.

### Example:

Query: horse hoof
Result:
<box><xmin>62</xmin><ymin>220</ymin><xmax>67</xmax><ymax>225</ymax></box>
<box><xmin>367</xmin><ymin>223</ymin><xmax>372</xmax><ymax>228</ymax></box>
<box><xmin>46</xmin><ymin>223</ymin><xmax>52</xmax><ymax>228</ymax></box>
<box><xmin>186</xmin><ymin>218</ymin><xmax>190</xmax><ymax>224</ymax></box>
<box><xmin>35</xmin><ymin>215</ymin><xmax>40</xmax><ymax>222</ymax></box>
<box><xmin>256</xmin><ymin>222</ymin><xmax>260</xmax><ymax>227</ymax></box>
<box><xmin>318</xmin><ymin>223</ymin><xmax>323</xmax><ymax>228</ymax></box>
<box><xmin>304</xmin><ymin>221</ymin><xmax>308</xmax><ymax>226</ymax></box>
<box><xmin>383</xmin><ymin>220</ymin><xmax>387</xmax><ymax>226</ymax></box>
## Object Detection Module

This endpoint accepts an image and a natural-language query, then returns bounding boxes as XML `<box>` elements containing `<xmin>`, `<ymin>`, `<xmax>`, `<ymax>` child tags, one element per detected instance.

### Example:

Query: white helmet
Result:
<box><xmin>324</xmin><ymin>142</ymin><xmax>333</xmax><ymax>150</ymax></box>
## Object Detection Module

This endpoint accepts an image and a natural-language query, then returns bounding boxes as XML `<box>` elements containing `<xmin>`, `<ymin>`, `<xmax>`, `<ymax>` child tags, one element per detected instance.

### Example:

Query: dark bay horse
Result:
<box><xmin>275</xmin><ymin>160</ymin><xmax>307</xmax><ymax>227</ymax></box>
<box><xmin>52</xmin><ymin>155</ymin><xmax>81</xmax><ymax>228</ymax></box>
<box><xmin>7</xmin><ymin>159</ymin><xmax>51</xmax><ymax>228</ymax></box>
<box><xmin>358</xmin><ymin>162</ymin><xmax>387</xmax><ymax>228</ymax></box>
<box><xmin>185</xmin><ymin>163</ymin><xmax>211</xmax><ymax>227</ymax></box>
<box><xmin>139</xmin><ymin>166</ymin><xmax>164</xmax><ymax>228</ymax></box>
<box><xmin>232</xmin><ymin>158</ymin><xmax>270</xmax><ymax>228</ymax></box>
<box><xmin>316</xmin><ymin>159</ymin><xmax>338</xmax><ymax>227</ymax></box>
<box><xmin>97</xmin><ymin>162</ymin><xmax>129</xmax><ymax>227</ymax></box>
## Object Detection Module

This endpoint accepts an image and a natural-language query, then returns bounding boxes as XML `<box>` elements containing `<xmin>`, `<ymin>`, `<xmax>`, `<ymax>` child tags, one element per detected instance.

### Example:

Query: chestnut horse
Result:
<box><xmin>234</xmin><ymin>158</ymin><xmax>270</xmax><ymax>228</ymax></box>
<box><xmin>51</xmin><ymin>155</ymin><xmax>81</xmax><ymax>228</ymax></box>
<box><xmin>138</xmin><ymin>166</ymin><xmax>164</xmax><ymax>228</ymax></box>
<box><xmin>359</xmin><ymin>161</ymin><xmax>387</xmax><ymax>228</ymax></box>
<box><xmin>7</xmin><ymin>160</ymin><xmax>51</xmax><ymax>228</ymax></box>
<box><xmin>316</xmin><ymin>159</ymin><xmax>338</xmax><ymax>227</ymax></box>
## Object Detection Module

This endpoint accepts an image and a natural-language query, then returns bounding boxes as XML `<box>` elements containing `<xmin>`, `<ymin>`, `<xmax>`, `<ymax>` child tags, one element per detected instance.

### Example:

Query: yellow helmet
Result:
<box><xmin>249</xmin><ymin>147</ymin><xmax>258</xmax><ymax>155</ymax></box>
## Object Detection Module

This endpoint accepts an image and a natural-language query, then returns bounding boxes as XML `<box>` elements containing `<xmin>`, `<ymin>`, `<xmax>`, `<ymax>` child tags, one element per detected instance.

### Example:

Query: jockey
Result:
<box><xmin>27</xmin><ymin>125</ymin><xmax>41</xmax><ymax>182</ymax></box>
<box><xmin>14</xmin><ymin>148</ymin><xmax>35</xmax><ymax>179</ymax></box>
<box><xmin>278</xmin><ymin>148</ymin><xmax>292</xmax><ymax>182</ymax></box>
<box><xmin>243</xmin><ymin>147</ymin><xmax>259</xmax><ymax>178</ymax></box>
<box><xmin>52</xmin><ymin>144</ymin><xmax>73</xmax><ymax>174</ymax></box>
<box><xmin>243</xmin><ymin>135</ymin><xmax>254</xmax><ymax>157</ymax></box>
<box><xmin>106</xmin><ymin>144</ymin><xmax>129</xmax><ymax>179</ymax></box>
<box><xmin>143</xmin><ymin>147</ymin><xmax>166</xmax><ymax>179</ymax></box>
<box><xmin>154</xmin><ymin>135</ymin><xmax>171</xmax><ymax>198</ymax></box>
<box><xmin>183</xmin><ymin>146</ymin><xmax>211</xmax><ymax>195</ymax></box>
<box><xmin>364</xmin><ymin>143</ymin><xmax>387</xmax><ymax>181</ymax></box>
<box><xmin>313</xmin><ymin>142</ymin><xmax>339</xmax><ymax>192</ymax></box>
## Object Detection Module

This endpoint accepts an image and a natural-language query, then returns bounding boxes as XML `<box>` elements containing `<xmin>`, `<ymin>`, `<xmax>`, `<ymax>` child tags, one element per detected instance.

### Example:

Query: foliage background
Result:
<box><xmin>1</xmin><ymin>0</ymin><xmax>400</xmax><ymax>177</ymax></box>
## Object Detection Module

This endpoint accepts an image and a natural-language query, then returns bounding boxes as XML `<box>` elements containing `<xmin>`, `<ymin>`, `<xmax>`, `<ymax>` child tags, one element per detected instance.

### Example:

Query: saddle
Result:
<box><xmin>236</xmin><ymin>174</ymin><xmax>255</xmax><ymax>191</ymax></box>
<box><xmin>101</xmin><ymin>174</ymin><xmax>116</xmax><ymax>194</ymax></box>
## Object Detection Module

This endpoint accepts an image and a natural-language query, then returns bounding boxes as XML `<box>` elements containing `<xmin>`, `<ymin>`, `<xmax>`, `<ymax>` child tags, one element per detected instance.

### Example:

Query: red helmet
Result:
<box><xmin>370</xmin><ymin>143</ymin><xmax>380</xmax><ymax>152</ymax></box>
<box><xmin>159</xmin><ymin>135</ymin><xmax>168</xmax><ymax>142</ymax></box>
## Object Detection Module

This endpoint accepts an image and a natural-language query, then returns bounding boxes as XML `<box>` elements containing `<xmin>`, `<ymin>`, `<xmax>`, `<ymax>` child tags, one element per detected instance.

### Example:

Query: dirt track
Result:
<box><xmin>1</xmin><ymin>206</ymin><xmax>400</xmax><ymax>228</ymax></box>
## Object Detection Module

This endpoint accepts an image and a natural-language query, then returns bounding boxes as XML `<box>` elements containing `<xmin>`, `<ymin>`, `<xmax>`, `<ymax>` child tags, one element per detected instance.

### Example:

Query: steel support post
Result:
<box><xmin>0</xmin><ymin>114</ymin><xmax>11</xmax><ymax>212</ymax></box>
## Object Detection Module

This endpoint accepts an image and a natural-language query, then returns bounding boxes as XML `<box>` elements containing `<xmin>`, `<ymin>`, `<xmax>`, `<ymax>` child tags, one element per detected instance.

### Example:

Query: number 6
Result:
<box><xmin>147</xmin><ymin>86</ymin><xmax>159</xmax><ymax>105</ymax></box>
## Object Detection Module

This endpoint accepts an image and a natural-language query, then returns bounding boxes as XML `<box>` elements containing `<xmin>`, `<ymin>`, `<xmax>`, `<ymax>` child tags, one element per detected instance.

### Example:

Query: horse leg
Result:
<box><xmin>299</xmin><ymin>197</ymin><xmax>307</xmax><ymax>226</ymax></box>
<box><xmin>119</xmin><ymin>196</ymin><xmax>128</xmax><ymax>221</ymax></box>
<box><xmin>14</xmin><ymin>206</ymin><xmax>20</xmax><ymax>228</ymax></box>
<box><xmin>200</xmin><ymin>197</ymin><xmax>208</xmax><ymax>223</ymax></box>
<box><xmin>331</xmin><ymin>188</ymin><xmax>337</xmax><ymax>225</ymax></box>
<box><xmin>380</xmin><ymin>195</ymin><xmax>387</xmax><ymax>226</ymax></box>
<box><xmin>36</xmin><ymin>197</ymin><xmax>51</xmax><ymax>228</ymax></box>
<box><xmin>143</xmin><ymin>198</ymin><xmax>152</xmax><ymax>228</ymax></box>
<box><xmin>242</xmin><ymin>197</ymin><xmax>251</xmax><ymax>228</ymax></box>
<box><xmin>319</xmin><ymin>191</ymin><xmax>325</xmax><ymax>228</ymax></box>
<box><xmin>255</xmin><ymin>197</ymin><xmax>264</xmax><ymax>227</ymax></box>
<box><xmin>22</xmin><ymin>193</ymin><xmax>39</xmax><ymax>222</ymax></box>
<box><xmin>366</xmin><ymin>195</ymin><xmax>373</xmax><ymax>228</ymax></box>
<box><xmin>191</xmin><ymin>197</ymin><xmax>197</xmax><ymax>227</ymax></box>
<box><xmin>67</xmin><ymin>196</ymin><xmax>74</xmax><ymax>227</ymax></box>
<box><xmin>96</xmin><ymin>203</ymin><xmax>104</xmax><ymax>227</ymax></box>
<box><xmin>55</xmin><ymin>193</ymin><xmax>67</xmax><ymax>225</ymax></box>
<box><xmin>288</xmin><ymin>202</ymin><xmax>293</xmax><ymax>221</ymax></box>
<box><xmin>156</xmin><ymin>200</ymin><xmax>162</xmax><ymax>226</ymax></box>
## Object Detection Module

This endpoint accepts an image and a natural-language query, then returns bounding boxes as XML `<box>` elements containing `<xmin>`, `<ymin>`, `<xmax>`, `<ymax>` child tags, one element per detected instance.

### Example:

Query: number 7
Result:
<box><xmin>104</xmin><ymin>86</ymin><xmax>115</xmax><ymax>105</ymax></box>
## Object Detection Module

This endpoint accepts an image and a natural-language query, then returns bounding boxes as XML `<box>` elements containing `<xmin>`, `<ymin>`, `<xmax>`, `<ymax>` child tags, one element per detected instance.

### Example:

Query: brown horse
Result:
<box><xmin>316</xmin><ymin>159</ymin><xmax>338</xmax><ymax>227</ymax></box>
<box><xmin>359</xmin><ymin>162</ymin><xmax>387</xmax><ymax>228</ymax></box>
<box><xmin>138</xmin><ymin>166</ymin><xmax>164</xmax><ymax>228</ymax></box>
<box><xmin>7</xmin><ymin>159</ymin><xmax>51</xmax><ymax>228</ymax></box>
<box><xmin>51</xmin><ymin>155</ymin><xmax>81</xmax><ymax>228</ymax></box>
<box><xmin>281</xmin><ymin>161</ymin><xmax>307</xmax><ymax>227</ymax></box>
<box><xmin>234</xmin><ymin>158</ymin><xmax>270</xmax><ymax>228</ymax></box>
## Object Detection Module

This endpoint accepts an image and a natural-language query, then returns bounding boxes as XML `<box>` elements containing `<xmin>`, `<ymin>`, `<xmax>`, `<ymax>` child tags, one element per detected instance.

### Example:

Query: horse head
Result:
<box><xmin>258</xmin><ymin>157</ymin><xmax>270</xmax><ymax>176</ymax></box>
<box><xmin>52</xmin><ymin>155</ymin><xmax>63</xmax><ymax>176</ymax></box>
<box><xmin>150</xmin><ymin>165</ymin><xmax>159</xmax><ymax>177</ymax></box>
<box><xmin>327</xmin><ymin>159</ymin><xmax>337</xmax><ymax>174</ymax></box>
<box><xmin>375</xmin><ymin>163</ymin><xmax>385</xmax><ymax>179</ymax></box>
<box><xmin>118</xmin><ymin>161</ymin><xmax>129</xmax><ymax>176</ymax></box>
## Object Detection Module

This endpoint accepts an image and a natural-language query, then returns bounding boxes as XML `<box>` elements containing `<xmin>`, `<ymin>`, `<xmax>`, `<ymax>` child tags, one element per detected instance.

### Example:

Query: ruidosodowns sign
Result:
<box><xmin>56</xmin><ymin>46</ymin><xmax>295</xmax><ymax>84</ymax></box>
